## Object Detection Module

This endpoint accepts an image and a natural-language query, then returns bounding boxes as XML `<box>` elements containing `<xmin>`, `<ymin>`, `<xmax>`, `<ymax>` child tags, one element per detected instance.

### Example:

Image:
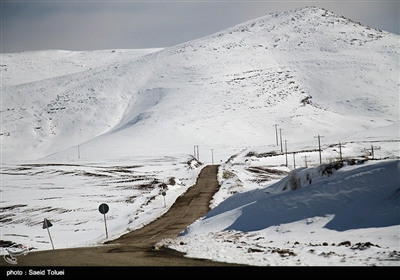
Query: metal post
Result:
<box><xmin>46</xmin><ymin>227</ymin><xmax>54</xmax><ymax>250</ymax></box>
<box><xmin>43</xmin><ymin>218</ymin><xmax>54</xmax><ymax>249</ymax></box>
<box><xmin>103</xmin><ymin>214</ymin><xmax>108</xmax><ymax>239</ymax></box>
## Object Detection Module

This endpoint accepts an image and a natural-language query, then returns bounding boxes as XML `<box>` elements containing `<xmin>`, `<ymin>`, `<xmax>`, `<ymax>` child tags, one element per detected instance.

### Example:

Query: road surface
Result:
<box><xmin>1</xmin><ymin>165</ymin><xmax>243</xmax><ymax>267</ymax></box>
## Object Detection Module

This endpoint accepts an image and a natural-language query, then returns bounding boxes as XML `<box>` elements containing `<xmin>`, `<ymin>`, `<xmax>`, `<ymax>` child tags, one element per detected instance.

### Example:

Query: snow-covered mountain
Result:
<box><xmin>1</xmin><ymin>6</ymin><xmax>399</xmax><ymax>162</ymax></box>
<box><xmin>1</xmin><ymin>6</ymin><xmax>399</xmax><ymax>267</ymax></box>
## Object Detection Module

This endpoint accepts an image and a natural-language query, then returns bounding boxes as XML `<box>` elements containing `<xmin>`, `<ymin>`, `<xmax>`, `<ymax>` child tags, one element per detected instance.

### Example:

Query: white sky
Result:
<box><xmin>1</xmin><ymin>0</ymin><xmax>399</xmax><ymax>53</ymax></box>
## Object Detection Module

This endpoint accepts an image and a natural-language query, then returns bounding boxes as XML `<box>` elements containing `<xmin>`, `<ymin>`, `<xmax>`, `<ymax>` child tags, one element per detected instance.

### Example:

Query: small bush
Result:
<box><xmin>288</xmin><ymin>171</ymin><xmax>301</xmax><ymax>190</ymax></box>
<box><xmin>222</xmin><ymin>170</ymin><xmax>236</xmax><ymax>179</ymax></box>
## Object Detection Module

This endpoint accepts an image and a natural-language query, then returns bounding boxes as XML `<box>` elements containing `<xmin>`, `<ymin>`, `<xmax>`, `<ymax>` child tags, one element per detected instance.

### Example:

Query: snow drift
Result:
<box><xmin>180</xmin><ymin>159</ymin><xmax>400</xmax><ymax>235</ymax></box>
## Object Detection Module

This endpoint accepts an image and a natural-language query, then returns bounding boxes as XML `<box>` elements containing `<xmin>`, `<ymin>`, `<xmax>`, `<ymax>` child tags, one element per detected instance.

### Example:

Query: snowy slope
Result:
<box><xmin>160</xmin><ymin>158</ymin><xmax>400</xmax><ymax>266</ymax></box>
<box><xmin>1</xmin><ymin>6</ymin><xmax>398</xmax><ymax>162</ymax></box>
<box><xmin>181</xmin><ymin>159</ymin><xmax>400</xmax><ymax>235</ymax></box>
<box><xmin>1</xmin><ymin>6</ymin><xmax>399</xmax><ymax>267</ymax></box>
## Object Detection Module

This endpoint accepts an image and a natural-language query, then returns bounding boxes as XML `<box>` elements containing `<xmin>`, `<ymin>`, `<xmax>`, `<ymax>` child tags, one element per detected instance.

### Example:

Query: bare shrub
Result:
<box><xmin>283</xmin><ymin>170</ymin><xmax>301</xmax><ymax>191</ymax></box>
<box><xmin>222</xmin><ymin>170</ymin><xmax>236</xmax><ymax>179</ymax></box>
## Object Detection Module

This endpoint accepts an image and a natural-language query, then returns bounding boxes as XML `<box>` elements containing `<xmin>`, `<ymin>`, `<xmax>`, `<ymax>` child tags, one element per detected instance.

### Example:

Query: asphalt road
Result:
<box><xmin>1</xmin><ymin>165</ymin><xmax>243</xmax><ymax>267</ymax></box>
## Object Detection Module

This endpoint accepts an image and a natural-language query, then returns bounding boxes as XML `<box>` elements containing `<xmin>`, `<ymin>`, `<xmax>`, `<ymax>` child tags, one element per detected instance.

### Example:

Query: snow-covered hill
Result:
<box><xmin>1</xmin><ymin>6</ymin><xmax>399</xmax><ymax>267</ymax></box>
<box><xmin>1</xmin><ymin>6</ymin><xmax>398</xmax><ymax>162</ymax></box>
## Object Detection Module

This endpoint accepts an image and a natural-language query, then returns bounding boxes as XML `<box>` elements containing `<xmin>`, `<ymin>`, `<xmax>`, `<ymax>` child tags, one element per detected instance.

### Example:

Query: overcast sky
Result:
<box><xmin>1</xmin><ymin>0</ymin><xmax>399</xmax><ymax>53</ymax></box>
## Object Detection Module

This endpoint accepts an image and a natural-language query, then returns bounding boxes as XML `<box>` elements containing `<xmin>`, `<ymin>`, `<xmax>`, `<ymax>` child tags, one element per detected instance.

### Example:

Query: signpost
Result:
<box><xmin>42</xmin><ymin>218</ymin><xmax>54</xmax><ymax>249</ymax></box>
<box><xmin>162</xmin><ymin>191</ymin><xmax>166</xmax><ymax>207</ymax></box>
<box><xmin>98</xmin><ymin>203</ymin><xmax>109</xmax><ymax>239</ymax></box>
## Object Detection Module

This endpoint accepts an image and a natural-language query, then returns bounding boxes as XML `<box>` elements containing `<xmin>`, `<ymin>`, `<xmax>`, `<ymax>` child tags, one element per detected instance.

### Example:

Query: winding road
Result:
<box><xmin>2</xmin><ymin>165</ymin><xmax>242</xmax><ymax>266</ymax></box>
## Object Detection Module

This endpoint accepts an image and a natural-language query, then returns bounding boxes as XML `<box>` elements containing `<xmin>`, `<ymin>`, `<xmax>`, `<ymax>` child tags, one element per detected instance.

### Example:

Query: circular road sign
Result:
<box><xmin>99</xmin><ymin>203</ymin><xmax>109</xmax><ymax>214</ymax></box>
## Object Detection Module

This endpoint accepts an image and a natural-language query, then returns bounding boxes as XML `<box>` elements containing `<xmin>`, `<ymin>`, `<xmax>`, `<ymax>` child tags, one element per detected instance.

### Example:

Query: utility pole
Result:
<box><xmin>371</xmin><ymin>145</ymin><xmax>375</xmax><ymax>159</ymax></box>
<box><xmin>364</xmin><ymin>145</ymin><xmax>380</xmax><ymax>159</ymax></box>
<box><xmin>370</xmin><ymin>145</ymin><xmax>381</xmax><ymax>159</ymax></box>
<box><xmin>333</xmin><ymin>142</ymin><xmax>344</xmax><ymax>162</ymax></box>
<box><xmin>284</xmin><ymin>140</ymin><xmax>288</xmax><ymax>167</ymax></box>
<box><xmin>211</xmin><ymin>149</ymin><xmax>214</xmax><ymax>165</ymax></box>
<box><xmin>302</xmin><ymin>155</ymin><xmax>309</xmax><ymax>168</ymax></box>
<box><xmin>78</xmin><ymin>145</ymin><xmax>80</xmax><ymax>159</ymax></box>
<box><xmin>273</xmin><ymin>124</ymin><xmax>279</xmax><ymax>146</ymax></box>
<box><xmin>314</xmin><ymin>135</ymin><xmax>324</xmax><ymax>164</ymax></box>
<box><xmin>279</xmin><ymin>128</ymin><xmax>283</xmax><ymax>153</ymax></box>
<box><xmin>194</xmin><ymin>145</ymin><xmax>199</xmax><ymax>161</ymax></box>
<box><xmin>293</xmin><ymin>152</ymin><xmax>296</xmax><ymax>169</ymax></box>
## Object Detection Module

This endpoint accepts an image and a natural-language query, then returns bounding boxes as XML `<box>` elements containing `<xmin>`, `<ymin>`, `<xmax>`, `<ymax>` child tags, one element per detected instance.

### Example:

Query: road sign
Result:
<box><xmin>42</xmin><ymin>218</ymin><xmax>54</xmax><ymax>249</ymax></box>
<box><xmin>98</xmin><ymin>203</ymin><xmax>109</xmax><ymax>238</ymax></box>
<box><xmin>162</xmin><ymin>192</ymin><xmax>166</xmax><ymax>207</ymax></box>
<box><xmin>42</xmin><ymin>218</ymin><xmax>53</xmax><ymax>229</ymax></box>
<box><xmin>98</xmin><ymin>203</ymin><xmax>109</xmax><ymax>214</ymax></box>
